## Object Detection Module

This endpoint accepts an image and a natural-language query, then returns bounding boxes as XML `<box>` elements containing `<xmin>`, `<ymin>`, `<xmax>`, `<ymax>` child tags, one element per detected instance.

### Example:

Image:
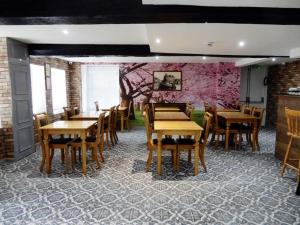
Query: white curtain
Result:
<box><xmin>30</xmin><ymin>64</ymin><xmax>47</xmax><ymax>114</ymax></box>
<box><xmin>82</xmin><ymin>65</ymin><xmax>120</xmax><ymax>111</ymax></box>
<box><xmin>51</xmin><ymin>68</ymin><xmax>67</xmax><ymax>114</ymax></box>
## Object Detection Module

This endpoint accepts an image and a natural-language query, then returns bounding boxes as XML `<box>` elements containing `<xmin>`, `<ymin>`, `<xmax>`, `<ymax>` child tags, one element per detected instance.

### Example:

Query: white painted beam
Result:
<box><xmin>235</xmin><ymin>58</ymin><xmax>268</xmax><ymax>67</ymax></box>
<box><xmin>290</xmin><ymin>47</ymin><xmax>300</xmax><ymax>58</ymax></box>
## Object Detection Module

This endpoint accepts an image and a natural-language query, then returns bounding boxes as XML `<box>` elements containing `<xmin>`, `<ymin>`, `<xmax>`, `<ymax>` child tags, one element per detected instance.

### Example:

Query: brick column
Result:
<box><xmin>0</xmin><ymin>37</ymin><xmax>14</xmax><ymax>159</ymax></box>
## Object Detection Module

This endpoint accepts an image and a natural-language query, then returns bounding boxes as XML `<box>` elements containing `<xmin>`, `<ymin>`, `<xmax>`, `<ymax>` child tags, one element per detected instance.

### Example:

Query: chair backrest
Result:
<box><xmin>96</xmin><ymin>112</ymin><xmax>106</xmax><ymax>141</ymax></box>
<box><xmin>114</xmin><ymin>105</ymin><xmax>120</xmax><ymax>128</ymax></box>
<box><xmin>145</xmin><ymin>103</ymin><xmax>154</xmax><ymax>124</ymax></box>
<box><xmin>95</xmin><ymin>101</ymin><xmax>99</xmax><ymax>111</ymax></box>
<box><xmin>144</xmin><ymin>105</ymin><xmax>152</xmax><ymax>142</ymax></box>
<box><xmin>34</xmin><ymin>112</ymin><xmax>49</xmax><ymax>142</ymax></box>
<box><xmin>285</xmin><ymin>107</ymin><xmax>300</xmax><ymax>137</ymax></box>
<box><xmin>201</xmin><ymin>112</ymin><xmax>213</xmax><ymax>145</ymax></box>
<box><xmin>185</xmin><ymin>104</ymin><xmax>194</xmax><ymax>119</ymax></box>
<box><xmin>243</xmin><ymin>106</ymin><xmax>254</xmax><ymax>115</ymax></box>
<box><xmin>108</xmin><ymin>106</ymin><xmax>115</xmax><ymax>130</ymax></box>
<box><xmin>63</xmin><ymin>106</ymin><xmax>73</xmax><ymax>120</ymax></box>
<box><xmin>72</xmin><ymin>106</ymin><xmax>80</xmax><ymax>115</ymax></box>
<box><xmin>252</xmin><ymin>107</ymin><xmax>265</xmax><ymax>127</ymax></box>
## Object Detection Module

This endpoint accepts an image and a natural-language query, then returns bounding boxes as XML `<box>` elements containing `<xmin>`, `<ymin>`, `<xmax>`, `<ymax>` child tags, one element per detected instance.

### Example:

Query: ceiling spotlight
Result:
<box><xmin>62</xmin><ymin>29</ymin><xmax>69</xmax><ymax>35</ymax></box>
<box><xmin>155</xmin><ymin>38</ymin><xmax>161</xmax><ymax>44</ymax></box>
<box><xmin>155</xmin><ymin>56</ymin><xmax>159</xmax><ymax>60</ymax></box>
<box><xmin>202</xmin><ymin>56</ymin><xmax>207</xmax><ymax>60</ymax></box>
<box><xmin>238</xmin><ymin>41</ymin><xmax>245</xmax><ymax>47</ymax></box>
<box><xmin>272</xmin><ymin>58</ymin><xmax>276</xmax><ymax>62</ymax></box>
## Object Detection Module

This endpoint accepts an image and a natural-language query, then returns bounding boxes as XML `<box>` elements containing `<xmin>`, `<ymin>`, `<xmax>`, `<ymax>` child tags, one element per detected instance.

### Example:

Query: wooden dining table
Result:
<box><xmin>40</xmin><ymin>120</ymin><xmax>97</xmax><ymax>175</ymax></box>
<box><xmin>154</xmin><ymin>121</ymin><xmax>203</xmax><ymax>175</ymax></box>
<box><xmin>70</xmin><ymin>111</ymin><xmax>107</xmax><ymax>120</ymax></box>
<box><xmin>155</xmin><ymin>107</ymin><xmax>180</xmax><ymax>112</ymax></box>
<box><xmin>154</xmin><ymin>112</ymin><xmax>190</xmax><ymax>121</ymax></box>
<box><xmin>217</xmin><ymin>111</ymin><xmax>258</xmax><ymax>151</ymax></box>
<box><xmin>102</xmin><ymin>106</ymin><xmax>128</xmax><ymax>131</ymax></box>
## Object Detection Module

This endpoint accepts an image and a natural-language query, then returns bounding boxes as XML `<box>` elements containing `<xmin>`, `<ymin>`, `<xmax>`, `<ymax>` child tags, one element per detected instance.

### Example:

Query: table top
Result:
<box><xmin>217</xmin><ymin>111</ymin><xmax>257</xmax><ymax>120</ymax></box>
<box><xmin>155</xmin><ymin>107</ymin><xmax>180</xmax><ymax>112</ymax></box>
<box><xmin>154</xmin><ymin>121</ymin><xmax>203</xmax><ymax>131</ymax></box>
<box><xmin>217</xmin><ymin>109</ymin><xmax>240</xmax><ymax>112</ymax></box>
<box><xmin>40</xmin><ymin>120</ymin><xmax>96</xmax><ymax>130</ymax></box>
<box><xmin>155</xmin><ymin>112</ymin><xmax>190</xmax><ymax>121</ymax></box>
<box><xmin>70</xmin><ymin>111</ymin><xmax>106</xmax><ymax>119</ymax></box>
<box><xmin>102</xmin><ymin>106</ymin><xmax>128</xmax><ymax>111</ymax></box>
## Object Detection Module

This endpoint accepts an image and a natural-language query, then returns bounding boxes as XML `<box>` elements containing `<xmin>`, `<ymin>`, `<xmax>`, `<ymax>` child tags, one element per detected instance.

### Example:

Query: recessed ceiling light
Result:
<box><xmin>238</xmin><ymin>41</ymin><xmax>245</xmax><ymax>47</ymax></box>
<box><xmin>62</xmin><ymin>29</ymin><xmax>69</xmax><ymax>35</ymax></box>
<box><xmin>202</xmin><ymin>56</ymin><xmax>207</xmax><ymax>60</ymax></box>
<box><xmin>155</xmin><ymin>56</ymin><xmax>159</xmax><ymax>60</ymax></box>
<box><xmin>272</xmin><ymin>58</ymin><xmax>276</xmax><ymax>62</ymax></box>
<box><xmin>155</xmin><ymin>38</ymin><xmax>161</xmax><ymax>44</ymax></box>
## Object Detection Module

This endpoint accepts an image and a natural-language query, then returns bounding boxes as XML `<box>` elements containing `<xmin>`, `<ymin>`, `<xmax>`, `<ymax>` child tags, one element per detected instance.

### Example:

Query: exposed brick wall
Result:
<box><xmin>69</xmin><ymin>63</ymin><xmax>81</xmax><ymax>107</ymax></box>
<box><xmin>0</xmin><ymin>38</ymin><xmax>14</xmax><ymax>159</ymax></box>
<box><xmin>266</xmin><ymin>60</ymin><xmax>300</xmax><ymax>127</ymax></box>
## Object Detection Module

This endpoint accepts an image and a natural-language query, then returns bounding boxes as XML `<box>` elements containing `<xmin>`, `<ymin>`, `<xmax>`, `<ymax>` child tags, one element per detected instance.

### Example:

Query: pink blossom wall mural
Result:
<box><xmin>119</xmin><ymin>62</ymin><xmax>240</xmax><ymax>109</ymax></box>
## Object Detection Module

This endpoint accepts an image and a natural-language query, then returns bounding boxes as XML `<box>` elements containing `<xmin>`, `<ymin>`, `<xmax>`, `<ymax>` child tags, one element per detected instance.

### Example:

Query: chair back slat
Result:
<box><xmin>34</xmin><ymin>112</ymin><xmax>50</xmax><ymax>142</ymax></box>
<box><xmin>285</xmin><ymin>107</ymin><xmax>300</xmax><ymax>137</ymax></box>
<box><xmin>201</xmin><ymin>112</ymin><xmax>213</xmax><ymax>145</ymax></box>
<box><xmin>95</xmin><ymin>101</ymin><xmax>99</xmax><ymax>111</ymax></box>
<box><xmin>96</xmin><ymin>112</ymin><xmax>106</xmax><ymax>141</ymax></box>
<box><xmin>252</xmin><ymin>107</ymin><xmax>265</xmax><ymax>127</ymax></box>
<box><xmin>63</xmin><ymin>107</ymin><xmax>73</xmax><ymax>120</ymax></box>
<box><xmin>243</xmin><ymin>106</ymin><xmax>254</xmax><ymax>115</ymax></box>
<box><xmin>144</xmin><ymin>105</ymin><xmax>152</xmax><ymax>142</ymax></box>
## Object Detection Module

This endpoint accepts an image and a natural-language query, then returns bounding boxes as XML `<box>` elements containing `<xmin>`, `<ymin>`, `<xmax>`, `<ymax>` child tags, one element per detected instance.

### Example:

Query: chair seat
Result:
<box><xmin>50</xmin><ymin>137</ymin><xmax>73</xmax><ymax>145</ymax></box>
<box><xmin>177</xmin><ymin>138</ymin><xmax>195</xmax><ymax>145</ymax></box>
<box><xmin>153</xmin><ymin>138</ymin><xmax>176</xmax><ymax>145</ymax></box>
<box><xmin>73</xmin><ymin>136</ymin><xmax>97</xmax><ymax>143</ymax></box>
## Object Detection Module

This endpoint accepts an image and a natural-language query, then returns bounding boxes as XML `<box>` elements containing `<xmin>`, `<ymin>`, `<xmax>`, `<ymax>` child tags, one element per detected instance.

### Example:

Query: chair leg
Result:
<box><xmin>99</xmin><ymin>142</ymin><xmax>105</xmax><ymax>163</ymax></box>
<box><xmin>188</xmin><ymin>150</ymin><xmax>192</xmax><ymax>163</ymax></box>
<box><xmin>176</xmin><ymin>150</ymin><xmax>181</xmax><ymax>171</ymax></box>
<box><xmin>64</xmin><ymin>147</ymin><xmax>71</xmax><ymax>172</ymax></box>
<box><xmin>60</xmin><ymin>149</ymin><xmax>65</xmax><ymax>163</ymax></box>
<box><xmin>49</xmin><ymin>148</ymin><xmax>55</xmax><ymax>170</ymax></box>
<box><xmin>39</xmin><ymin>144</ymin><xmax>46</xmax><ymax>172</ymax></box>
<box><xmin>199</xmin><ymin>147</ymin><xmax>207</xmax><ymax>172</ymax></box>
<box><xmin>173</xmin><ymin>149</ymin><xmax>178</xmax><ymax>172</ymax></box>
<box><xmin>280</xmin><ymin>137</ymin><xmax>293</xmax><ymax>177</ymax></box>
<box><xmin>71</xmin><ymin>148</ymin><xmax>76</xmax><ymax>170</ymax></box>
<box><xmin>110</xmin><ymin>131</ymin><xmax>115</xmax><ymax>146</ymax></box>
<box><xmin>238</xmin><ymin>133</ymin><xmax>242</xmax><ymax>150</ymax></box>
<box><xmin>256</xmin><ymin>133</ymin><xmax>260</xmax><ymax>151</ymax></box>
<box><xmin>146</xmin><ymin>149</ymin><xmax>153</xmax><ymax>172</ymax></box>
<box><xmin>105</xmin><ymin>130</ymin><xmax>111</xmax><ymax>149</ymax></box>
<box><xmin>78</xmin><ymin>148</ymin><xmax>81</xmax><ymax>162</ymax></box>
<box><xmin>93</xmin><ymin>146</ymin><xmax>101</xmax><ymax>169</ymax></box>
<box><xmin>215</xmin><ymin>133</ymin><xmax>220</xmax><ymax>149</ymax></box>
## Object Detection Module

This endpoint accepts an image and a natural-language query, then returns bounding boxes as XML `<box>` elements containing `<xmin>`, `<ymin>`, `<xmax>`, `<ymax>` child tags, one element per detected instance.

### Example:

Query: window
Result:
<box><xmin>30</xmin><ymin>64</ymin><xmax>47</xmax><ymax>114</ymax></box>
<box><xmin>82</xmin><ymin>65</ymin><xmax>120</xmax><ymax>111</ymax></box>
<box><xmin>51</xmin><ymin>68</ymin><xmax>67</xmax><ymax>114</ymax></box>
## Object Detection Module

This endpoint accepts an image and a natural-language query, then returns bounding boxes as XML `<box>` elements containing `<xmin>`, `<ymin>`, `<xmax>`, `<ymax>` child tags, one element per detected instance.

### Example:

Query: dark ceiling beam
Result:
<box><xmin>28</xmin><ymin>44</ymin><xmax>289</xmax><ymax>58</ymax></box>
<box><xmin>1</xmin><ymin>0</ymin><xmax>300</xmax><ymax>25</ymax></box>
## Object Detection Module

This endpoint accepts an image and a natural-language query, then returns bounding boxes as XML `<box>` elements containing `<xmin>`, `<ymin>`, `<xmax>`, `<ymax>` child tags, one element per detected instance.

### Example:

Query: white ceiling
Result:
<box><xmin>0</xmin><ymin>25</ymin><xmax>148</xmax><ymax>44</ymax></box>
<box><xmin>146</xmin><ymin>24</ymin><xmax>300</xmax><ymax>56</ymax></box>
<box><xmin>142</xmin><ymin>0</ymin><xmax>300</xmax><ymax>8</ymax></box>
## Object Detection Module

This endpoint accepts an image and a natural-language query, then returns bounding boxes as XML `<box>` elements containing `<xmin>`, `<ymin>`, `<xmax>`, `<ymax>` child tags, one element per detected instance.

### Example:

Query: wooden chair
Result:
<box><xmin>104</xmin><ymin>107</ymin><xmax>115</xmax><ymax>148</ymax></box>
<box><xmin>213</xmin><ymin>110</ymin><xmax>239</xmax><ymax>149</ymax></box>
<box><xmin>185</xmin><ymin>104</ymin><xmax>194</xmax><ymax>119</ymax></box>
<box><xmin>243</xmin><ymin>106</ymin><xmax>254</xmax><ymax>115</ymax></box>
<box><xmin>34</xmin><ymin>112</ymin><xmax>73</xmax><ymax>172</ymax></box>
<box><xmin>112</xmin><ymin>105</ymin><xmax>119</xmax><ymax>144</ymax></box>
<box><xmin>71</xmin><ymin>112</ymin><xmax>106</xmax><ymax>169</ymax></box>
<box><xmin>280</xmin><ymin>107</ymin><xmax>300</xmax><ymax>184</ymax></box>
<box><xmin>144</xmin><ymin>105</ymin><xmax>177</xmax><ymax>172</ymax></box>
<box><xmin>239</xmin><ymin>107</ymin><xmax>265</xmax><ymax>150</ymax></box>
<box><xmin>63</xmin><ymin>106</ymin><xmax>73</xmax><ymax>120</ymax></box>
<box><xmin>176</xmin><ymin>112</ymin><xmax>213</xmax><ymax>172</ymax></box>
<box><xmin>95</xmin><ymin>101</ymin><xmax>99</xmax><ymax>111</ymax></box>
<box><xmin>72</xmin><ymin>106</ymin><xmax>80</xmax><ymax>115</ymax></box>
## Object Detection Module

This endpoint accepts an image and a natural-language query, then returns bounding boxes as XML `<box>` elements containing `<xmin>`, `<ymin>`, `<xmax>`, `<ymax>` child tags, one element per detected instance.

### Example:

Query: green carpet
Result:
<box><xmin>130</xmin><ymin>110</ymin><xmax>204</xmax><ymax>128</ymax></box>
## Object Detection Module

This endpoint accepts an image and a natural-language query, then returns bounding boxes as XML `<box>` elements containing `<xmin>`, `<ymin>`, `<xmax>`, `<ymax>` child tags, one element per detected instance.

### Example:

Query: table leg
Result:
<box><xmin>121</xmin><ymin>111</ymin><xmax>124</xmax><ymax>132</ymax></box>
<box><xmin>194</xmin><ymin>133</ymin><xmax>200</xmax><ymax>176</ymax></box>
<box><xmin>81</xmin><ymin>131</ymin><xmax>87</xmax><ymax>175</ymax></box>
<box><xmin>43</xmin><ymin>131</ymin><xmax>51</xmax><ymax>174</ymax></box>
<box><xmin>225</xmin><ymin>122</ymin><xmax>230</xmax><ymax>151</ymax></box>
<box><xmin>252</xmin><ymin>121</ymin><xmax>257</xmax><ymax>152</ymax></box>
<box><xmin>157</xmin><ymin>132</ymin><xmax>162</xmax><ymax>176</ymax></box>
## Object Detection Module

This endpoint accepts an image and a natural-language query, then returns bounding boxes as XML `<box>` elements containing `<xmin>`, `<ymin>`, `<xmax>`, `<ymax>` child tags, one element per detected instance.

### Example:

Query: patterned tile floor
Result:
<box><xmin>0</xmin><ymin>128</ymin><xmax>299</xmax><ymax>225</ymax></box>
